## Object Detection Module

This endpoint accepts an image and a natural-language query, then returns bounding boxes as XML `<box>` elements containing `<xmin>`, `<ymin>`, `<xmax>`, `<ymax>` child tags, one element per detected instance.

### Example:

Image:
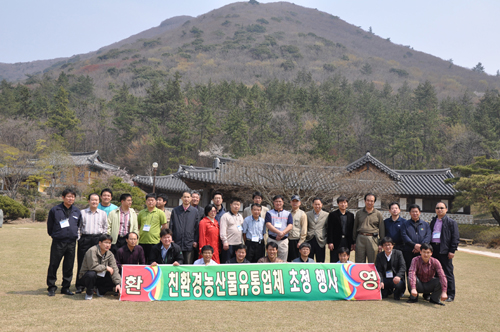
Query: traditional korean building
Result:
<box><xmin>133</xmin><ymin>152</ymin><xmax>472</xmax><ymax>224</ymax></box>
<box><xmin>133</xmin><ymin>174</ymin><xmax>191</xmax><ymax>208</ymax></box>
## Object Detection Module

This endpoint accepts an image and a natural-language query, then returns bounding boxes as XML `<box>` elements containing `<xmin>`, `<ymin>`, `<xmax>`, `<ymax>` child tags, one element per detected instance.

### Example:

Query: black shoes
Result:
<box><xmin>445</xmin><ymin>297</ymin><xmax>454</xmax><ymax>302</ymax></box>
<box><xmin>61</xmin><ymin>289</ymin><xmax>74</xmax><ymax>296</ymax></box>
<box><xmin>430</xmin><ymin>299</ymin><xmax>445</xmax><ymax>306</ymax></box>
<box><xmin>423</xmin><ymin>294</ymin><xmax>431</xmax><ymax>301</ymax></box>
<box><xmin>75</xmin><ymin>287</ymin><xmax>84</xmax><ymax>294</ymax></box>
<box><xmin>48</xmin><ymin>290</ymin><xmax>56</xmax><ymax>297</ymax></box>
<box><xmin>406</xmin><ymin>298</ymin><xmax>418</xmax><ymax>303</ymax></box>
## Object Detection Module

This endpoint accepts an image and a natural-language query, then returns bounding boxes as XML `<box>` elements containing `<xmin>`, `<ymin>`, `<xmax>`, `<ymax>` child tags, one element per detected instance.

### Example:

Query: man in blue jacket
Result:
<box><xmin>401</xmin><ymin>204</ymin><xmax>431</xmax><ymax>276</ymax></box>
<box><xmin>383</xmin><ymin>202</ymin><xmax>406</xmax><ymax>251</ymax></box>
<box><xmin>430</xmin><ymin>202</ymin><xmax>459</xmax><ymax>302</ymax></box>
<box><xmin>46</xmin><ymin>188</ymin><xmax>82</xmax><ymax>296</ymax></box>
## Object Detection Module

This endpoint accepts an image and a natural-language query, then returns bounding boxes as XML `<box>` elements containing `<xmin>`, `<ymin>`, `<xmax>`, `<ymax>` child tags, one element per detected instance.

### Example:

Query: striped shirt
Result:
<box><xmin>78</xmin><ymin>208</ymin><xmax>108</xmax><ymax>238</ymax></box>
<box><xmin>119</xmin><ymin>208</ymin><xmax>130</xmax><ymax>237</ymax></box>
<box><xmin>409</xmin><ymin>256</ymin><xmax>447</xmax><ymax>293</ymax></box>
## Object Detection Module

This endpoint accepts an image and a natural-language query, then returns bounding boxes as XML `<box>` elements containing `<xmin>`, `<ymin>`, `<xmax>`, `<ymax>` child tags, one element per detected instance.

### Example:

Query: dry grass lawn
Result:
<box><xmin>0</xmin><ymin>222</ymin><xmax>499</xmax><ymax>331</ymax></box>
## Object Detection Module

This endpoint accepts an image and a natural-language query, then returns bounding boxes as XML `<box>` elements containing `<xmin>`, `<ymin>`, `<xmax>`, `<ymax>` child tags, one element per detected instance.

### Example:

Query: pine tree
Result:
<box><xmin>47</xmin><ymin>87</ymin><xmax>80</xmax><ymax>146</ymax></box>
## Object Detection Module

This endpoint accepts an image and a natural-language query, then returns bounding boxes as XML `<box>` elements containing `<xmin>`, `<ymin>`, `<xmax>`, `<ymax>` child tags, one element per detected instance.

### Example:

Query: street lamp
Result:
<box><xmin>152</xmin><ymin>162</ymin><xmax>158</xmax><ymax>193</ymax></box>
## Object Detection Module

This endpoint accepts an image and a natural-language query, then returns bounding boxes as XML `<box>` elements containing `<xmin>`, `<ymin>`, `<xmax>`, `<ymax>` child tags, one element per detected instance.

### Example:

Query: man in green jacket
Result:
<box><xmin>108</xmin><ymin>193</ymin><xmax>138</xmax><ymax>255</ymax></box>
<box><xmin>78</xmin><ymin>234</ymin><xmax>121</xmax><ymax>300</ymax></box>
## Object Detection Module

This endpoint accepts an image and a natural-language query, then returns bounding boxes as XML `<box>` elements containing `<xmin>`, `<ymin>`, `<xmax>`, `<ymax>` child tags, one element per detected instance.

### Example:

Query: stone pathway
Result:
<box><xmin>459</xmin><ymin>247</ymin><xmax>500</xmax><ymax>259</ymax></box>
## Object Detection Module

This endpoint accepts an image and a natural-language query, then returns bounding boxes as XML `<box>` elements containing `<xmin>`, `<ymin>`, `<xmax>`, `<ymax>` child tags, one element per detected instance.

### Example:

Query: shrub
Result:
<box><xmin>0</xmin><ymin>195</ymin><xmax>30</xmax><ymax>220</ymax></box>
<box><xmin>323</xmin><ymin>64</ymin><xmax>335</xmax><ymax>72</ymax></box>
<box><xmin>281</xmin><ymin>59</ymin><xmax>295</xmax><ymax>71</ymax></box>
<box><xmin>190</xmin><ymin>26</ymin><xmax>204</xmax><ymax>37</ymax></box>
<box><xmin>256</xmin><ymin>18</ymin><xmax>269</xmax><ymax>24</ymax></box>
<box><xmin>250</xmin><ymin>45</ymin><xmax>275</xmax><ymax>60</ymax></box>
<box><xmin>264</xmin><ymin>35</ymin><xmax>277</xmax><ymax>46</ymax></box>
<box><xmin>221</xmin><ymin>20</ymin><xmax>231</xmax><ymax>26</ymax></box>
<box><xmin>143</xmin><ymin>39</ymin><xmax>160</xmax><ymax>48</ymax></box>
<box><xmin>246</xmin><ymin>24</ymin><xmax>266</xmax><ymax>33</ymax></box>
<box><xmin>487</xmin><ymin>237</ymin><xmax>500</xmax><ymax>249</ymax></box>
<box><xmin>389</xmin><ymin>68</ymin><xmax>409</xmax><ymax>77</ymax></box>
<box><xmin>271</xmin><ymin>17</ymin><xmax>281</xmax><ymax>22</ymax></box>
<box><xmin>35</xmin><ymin>209</ymin><xmax>48</xmax><ymax>222</ymax></box>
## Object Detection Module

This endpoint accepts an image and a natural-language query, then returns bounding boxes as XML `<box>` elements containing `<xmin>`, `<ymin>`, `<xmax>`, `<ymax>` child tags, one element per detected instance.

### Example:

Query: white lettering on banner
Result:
<box><xmin>168</xmin><ymin>271</ymin><xmax>179</xmax><ymax>297</ymax></box>
<box><xmin>272</xmin><ymin>269</ymin><xmax>285</xmax><ymax>295</ymax></box>
<box><xmin>250</xmin><ymin>270</ymin><xmax>261</xmax><ymax>295</ymax></box>
<box><xmin>180</xmin><ymin>271</ymin><xmax>190</xmax><ymax>297</ymax></box>
<box><xmin>228</xmin><ymin>271</ymin><xmax>238</xmax><ymax>296</ymax></box>
<box><xmin>203</xmin><ymin>272</ymin><xmax>214</xmax><ymax>298</ymax></box>
<box><xmin>261</xmin><ymin>270</ymin><xmax>273</xmax><ymax>295</ymax></box>
<box><xmin>359</xmin><ymin>270</ymin><xmax>378</xmax><ymax>290</ymax></box>
<box><xmin>289</xmin><ymin>268</ymin><xmax>301</xmax><ymax>292</ymax></box>
<box><xmin>327</xmin><ymin>269</ymin><xmax>339</xmax><ymax>293</ymax></box>
<box><xmin>299</xmin><ymin>269</ymin><xmax>312</xmax><ymax>294</ymax></box>
<box><xmin>192</xmin><ymin>272</ymin><xmax>202</xmax><ymax>298</ymax></box>
<box><xmin>125</xmin><ymin>275</ymin><xmax>143</xmax><ymax>295</ymax></box>
<box><xmin>238</xmin><ymin>271</ymin><xmax>249</xmax><ymax>296</ymax></box>
<box><xmin>216</xmin><ymin>272</ymin><xmax>227</xmax><ymax>296</ymax></box>
<box><xmin>315</xmin><ymin>269</ymin><xmax>328</xmax><ymax>293</ymax></box>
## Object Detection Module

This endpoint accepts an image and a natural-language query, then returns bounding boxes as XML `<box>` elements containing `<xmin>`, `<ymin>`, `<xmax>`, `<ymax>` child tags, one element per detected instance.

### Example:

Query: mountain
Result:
<box><xmin>1</xmin><ymin>1</ymin><xmax>499</xmax><ymax>99</ymax></box>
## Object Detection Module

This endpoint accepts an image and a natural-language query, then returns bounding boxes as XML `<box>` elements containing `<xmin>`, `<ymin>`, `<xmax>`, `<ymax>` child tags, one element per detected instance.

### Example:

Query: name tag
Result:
<box><xmin>97</xmin><ymin>271</ymin><xmax>106</xmax><ymax>277</ymax></box>
<box><xmin>386</xmin><ymin>271</ymin><xmax>394</xmax><ymax>278</ymax></box>
<box><xmin>251</xmin><ymin>235</ymin><xmax>259</xmax><ymax>242</ymax></box>
<box><xmin>432</xmin><ymin>231</ymin><xmax>441</xmax><ymax>239</ymax></box>
<box><xmin>237</xmin><ymin>225</ymin><xmax>243</xmax><ymax>232</ymax></box>
<box><xmin>59</xmin><ymin>219</ymin><xmax>70</xmax><ymax>228</ymax></box>
<box><xmin>143</xmin><ymin>225</ymin><xmax>151</xmax><ymax>232</ymax></box>
<box><xmin>275</xmin><ymin>221</ymin><xmax>282</xmax><ymax>229</ymax></box>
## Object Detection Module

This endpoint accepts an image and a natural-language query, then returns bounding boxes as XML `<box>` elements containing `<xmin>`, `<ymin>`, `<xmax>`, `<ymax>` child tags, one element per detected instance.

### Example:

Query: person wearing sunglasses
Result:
<box><xmin>429</xmin><ymin>202</ymin><xmax>459</xmax><ymax>302</ymax></box>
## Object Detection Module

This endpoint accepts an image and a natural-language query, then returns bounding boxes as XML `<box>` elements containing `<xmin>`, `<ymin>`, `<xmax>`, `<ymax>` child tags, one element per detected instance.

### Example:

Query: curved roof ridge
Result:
<box><xmin>346</xmin><ymin>152</ymin><xmax>401</xmax><ymax>180</ymax></box>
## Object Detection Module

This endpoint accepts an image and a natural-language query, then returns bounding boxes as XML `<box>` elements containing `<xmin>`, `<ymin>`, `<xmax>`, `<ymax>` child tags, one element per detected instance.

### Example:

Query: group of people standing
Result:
<box><xmin>45</xmin><ymin>188</ymin><xmax>459</xmax><ymax>305</ymax></box>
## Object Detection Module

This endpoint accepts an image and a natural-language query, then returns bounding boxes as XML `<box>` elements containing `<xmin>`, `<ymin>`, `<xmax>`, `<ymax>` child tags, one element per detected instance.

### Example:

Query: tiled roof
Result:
<box><xmin>133</xmin><ymin>174</ymin><xmax>191</xmax><ymax>193</ymax></box>
<box><xmin>176</xmin><ymin>158</ymin><xmax>342</xmax><ymax>191</ymax></box>
<box><xmin>394</xmin><ymin>169</ymin><xmax>455</xmax><ymax>196</ymax></box>
<box><xmin>346</xmin><ymin>152</ymin><xmax>401</xmax><ymax>180</ymax></box>
<box><xmin>173</xmin><ymin>155</ymin><xmax>456</xmax><ymax>197</ymax></box>
<box><xmin>70</xmin><ymin>151</ymin><xmax>119</xmax><ymax>171</ymax></box>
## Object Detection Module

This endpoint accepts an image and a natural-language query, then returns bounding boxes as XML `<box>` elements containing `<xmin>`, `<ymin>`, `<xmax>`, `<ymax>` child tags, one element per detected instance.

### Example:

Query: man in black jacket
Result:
<box><xmin>149</xmin><ymin>229</ymin><xmax>184</xmax><ymax>266</ymax></box>
<box><xmin>376</xmin><ymin>237</ymin><xmax>406</xmax><ymax>300</ymax></box>
<box><xmin>170</xmin><ymin>191</ymin><xmax>200</xmax><ymax>264</ymax></box>
<box><xmin>327</xmin><ymin>196</ymin><xmax>354</xmax><ymax>263</ymax></box>
<box><xmin>430</xmin><ymin>202</ymin><xmax>459</xmax><ymax>302</ymax></box>
<box><xmin>46</xmin><ymin>188</ymin><xmax>82</xmax><ymax>296</ymax></box>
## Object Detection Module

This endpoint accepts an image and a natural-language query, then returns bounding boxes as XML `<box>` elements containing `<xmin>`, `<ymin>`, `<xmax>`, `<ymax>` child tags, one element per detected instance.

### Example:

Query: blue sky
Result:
<box><xmin>1</xmin><ymin>0</ymin><xmax>499</xmax><ymax>75</ymax></box>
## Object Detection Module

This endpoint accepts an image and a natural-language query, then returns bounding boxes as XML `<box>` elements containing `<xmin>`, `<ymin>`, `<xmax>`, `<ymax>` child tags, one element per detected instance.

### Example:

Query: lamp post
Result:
<box><xmin>152</xmin><ymin>162</ymin><xmax>158</xmax><ymax>193</ymax></box>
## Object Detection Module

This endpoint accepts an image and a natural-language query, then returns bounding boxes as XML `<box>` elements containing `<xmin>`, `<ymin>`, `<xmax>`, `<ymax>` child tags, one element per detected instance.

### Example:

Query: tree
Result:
<box><xmin>446</xmin><ymin>156</ymin><xmax>500</xmax><ymax>225</ymax></box>
<box><xmin>46</xmin><ymin>87</ymin><xmax>80</xmax><ymax>146</ymax></box>
<box><xmin>360</xmin><ymin>63</ymin><xmax>372</xmax><ymax>75</ymax></box>
<box><xmin>84</xmin><ymin>172</ymin><xmax>146</xmax><ymax>211</ymax></box>
<box><xmin>472</xmin><ymin>62</ymin><xmax>485</xmax><ymax>73</ymax></box>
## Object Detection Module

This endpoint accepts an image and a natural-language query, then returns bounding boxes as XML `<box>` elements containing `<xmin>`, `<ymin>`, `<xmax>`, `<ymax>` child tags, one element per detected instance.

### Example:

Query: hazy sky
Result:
<box><xmin>1</xmin><ymin>0</ymin><xmax>499</xmax><ymax>75</ymax></box>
